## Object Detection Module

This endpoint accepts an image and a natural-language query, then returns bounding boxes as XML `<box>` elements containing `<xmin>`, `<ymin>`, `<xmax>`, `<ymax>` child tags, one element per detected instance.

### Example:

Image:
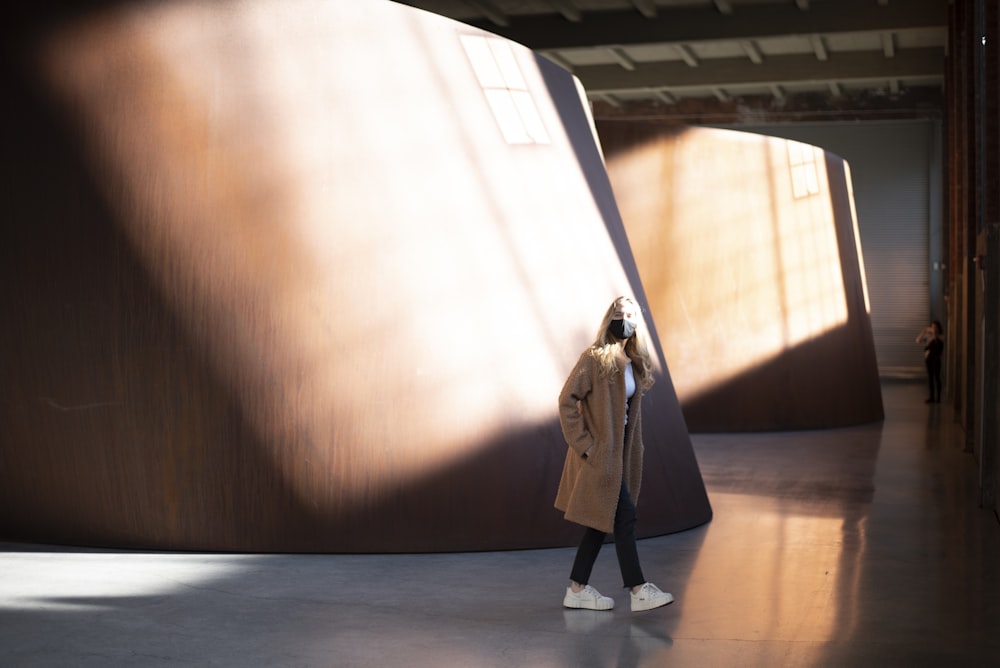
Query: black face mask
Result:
<box><xmin>608</xmin><ymin>318</ymin><xmax>636</xmax><ymax>340</ymax></box>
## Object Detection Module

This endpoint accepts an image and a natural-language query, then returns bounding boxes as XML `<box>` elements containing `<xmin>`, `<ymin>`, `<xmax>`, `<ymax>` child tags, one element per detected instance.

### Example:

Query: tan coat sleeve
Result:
<box><xmin>557</xmin><ymin>352</ymin><xmax>597</xmax><ymax>459</ymax></box>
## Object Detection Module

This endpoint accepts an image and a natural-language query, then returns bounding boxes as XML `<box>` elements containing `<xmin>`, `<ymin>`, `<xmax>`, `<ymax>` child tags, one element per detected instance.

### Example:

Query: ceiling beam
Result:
<box><xmin>649</xmin><ymin>88</ymin><xmax>676</xmax><ymax>104</ymax></box>
<box><xmin>810</xmin><ymin>34</ymin><xmax>829</xmax><ymax>61</ymax></box>
<box><xmin>882</xmin><ymin>31</ymin><xmax>897</xmax><ymax>57</ymax></box>
<box><xmin>541</xmin><ymin>50</ymin><xmax>575</xmax><ymax>72</ymax></box>
<box><xmin>713</xmin><ymin>0</ymin><xmax>733</xmax><ymax>15</ymax></box>
<box><xmin>593</xmin><ymin>92</ymin><xmax>621</xmax><ymax>108</ymax></box>
<box><xmin>573</xmin><ymin>47</ymin><xmax>944</xmax><ymax>90</ymax></box>
<box><xmin>629</xmin><ymin>0</ymin><xmax>657</xmax><ymax>19</ymax></box>
<box><xmin>466</xmin><ymin>0</ymin><xmax>945</xmax><ymax>50</ymax></box>
<box><xmin>548</xmin><ymin>0</ymin><xmax>582</xmax><ymax>23</ymax></box>
<box><xmin>675</xmin><ymin>44</ymin><xmax>700</xmax><ymax>67</ymax></box>
<box><xmin>607</xmin><ymin>46</ymin><xmax>636</xmax><ymax>70</ymax></box>
<box><xmin>740</xmin><ymin>40</ymin><xmax>764</xmax><ymax>64</ymax></box>
<box><xmin>463</xmin><ymin>0</ymin><xmax>509</xmax><ymax>27</ymax></box>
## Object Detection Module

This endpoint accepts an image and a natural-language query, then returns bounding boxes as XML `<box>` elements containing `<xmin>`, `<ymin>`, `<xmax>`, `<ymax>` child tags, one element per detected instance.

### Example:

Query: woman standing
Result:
<box><xmin>916</xmin><ymin>320</ymin><xmax>944</xmax><ymax>403</ymax></box>
<box><xmin>555</xmin><ymin>296</ymin><xmax>674</xmax><ymax>613</ymax></box>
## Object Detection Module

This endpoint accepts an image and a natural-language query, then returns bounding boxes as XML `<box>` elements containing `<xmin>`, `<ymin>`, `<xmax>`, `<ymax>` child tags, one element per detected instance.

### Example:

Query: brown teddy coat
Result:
<box><xmin>554</xmin><ymin>348</ymin><xmax>646</xmax><ymax>534</ymax></box>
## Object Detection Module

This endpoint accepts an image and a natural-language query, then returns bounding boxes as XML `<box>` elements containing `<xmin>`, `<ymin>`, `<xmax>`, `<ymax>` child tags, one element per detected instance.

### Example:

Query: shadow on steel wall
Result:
<box><xmin>0</xmin><ymin>0</ymin><xmax>710</xmax><ymax>552</ymax></box>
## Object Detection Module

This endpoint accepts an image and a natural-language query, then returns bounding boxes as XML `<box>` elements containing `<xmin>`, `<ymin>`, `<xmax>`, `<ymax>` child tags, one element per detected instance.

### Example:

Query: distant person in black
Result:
<box><xmin>916</xmin><ymin>321</ymin><xmax>944</xmax><ymax>403</ymax></box>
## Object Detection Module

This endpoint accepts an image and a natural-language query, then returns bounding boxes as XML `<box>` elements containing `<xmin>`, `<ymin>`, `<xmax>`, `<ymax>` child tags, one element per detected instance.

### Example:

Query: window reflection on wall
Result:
<box><xmin>461</xmin><ymin>34</ymin><xmax>550</xmax><ymax>145</ymax></box>
<box><xmin>607</xmin><ymin>128</ymin><xmax>855</xmax><ymax>401</ymax></box>
<box><xmin>788</xmin><ymin>140</ymin><xmax>821</xmax><ymax>199</ymax></box>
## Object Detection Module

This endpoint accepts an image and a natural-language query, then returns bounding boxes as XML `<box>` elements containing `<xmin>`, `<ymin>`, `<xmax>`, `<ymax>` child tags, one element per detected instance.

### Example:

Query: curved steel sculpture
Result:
<box><xmin>0</xmin><ymin>0</ymin><xmax>711</xmax><ymax>551</ymax></box>
<box><xmin>598</xmin><ymin>122</ymin><xmax>884</xmax><ymax>432</ymax></box>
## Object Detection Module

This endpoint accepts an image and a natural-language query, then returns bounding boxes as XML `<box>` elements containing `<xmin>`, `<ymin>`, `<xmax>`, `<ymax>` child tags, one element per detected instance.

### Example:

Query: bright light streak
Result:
<box><xmin>0</xmin><ymin>551</ymin><xmax>249</xmax><ymax>612</ymax></box>
<box><xmin>40</xmin><ymin>0</ymin><xmax>639</xmax><ymax>516</ymax></box>
<box><xmin>608</xmin><ymin>128</ymin><xmax>849</xmax><ymax>400</ymax></box>
<box><xmin>462</xmin><ymin>34</ymin><xmax>550</xmax><ymax>144</ymax></box>
<box><xmin>673</xmin><ymin>492</ymin><xmax>863</xmax><ymax>648</ymax></box>
<box><xmin>844</xmin><ymin>162</ymin><xmax>872</xmax><ymax>314</ymax></box>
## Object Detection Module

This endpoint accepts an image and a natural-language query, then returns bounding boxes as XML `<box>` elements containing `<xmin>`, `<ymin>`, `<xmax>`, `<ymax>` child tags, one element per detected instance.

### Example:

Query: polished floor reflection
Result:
<box><xmin>1</xmin><ymin>381</ymin><xmax>998</xmax><ymax>667</ymax></box>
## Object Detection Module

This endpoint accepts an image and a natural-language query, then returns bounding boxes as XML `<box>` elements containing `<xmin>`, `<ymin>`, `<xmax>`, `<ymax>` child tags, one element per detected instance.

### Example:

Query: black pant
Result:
<box><xmin>926</xmin><ymin>359</ymin><xmax>942</xmax><ymax>402</ymax></box>
<box><xmin>569</xmin><ymin>477</ymin><xmax>645</xmax><ymax>589</ymax></box>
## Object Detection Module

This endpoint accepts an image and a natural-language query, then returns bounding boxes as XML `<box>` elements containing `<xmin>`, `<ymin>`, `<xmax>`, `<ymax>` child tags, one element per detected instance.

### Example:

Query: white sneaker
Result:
<box><xmin>630</xmin><ymin>582</ymin><xmax>674</xmax><ymax>612</ymax></box>
<box><xmin>563</xmin><ymin>584</ymin><xmax>614</xmax><ymax>611</ymax></box>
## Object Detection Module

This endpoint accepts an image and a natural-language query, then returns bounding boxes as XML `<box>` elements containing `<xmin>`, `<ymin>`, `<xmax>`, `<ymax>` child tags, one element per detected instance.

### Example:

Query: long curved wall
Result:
<box><xmin>597</xmin><ymin>122</ymin><xmax>884</xmax><ymax>432</ymax></box>
<box><xmin>0</xmin><ymin>1</ymin><xmax>711</xmax><ymax>552</ymax></box>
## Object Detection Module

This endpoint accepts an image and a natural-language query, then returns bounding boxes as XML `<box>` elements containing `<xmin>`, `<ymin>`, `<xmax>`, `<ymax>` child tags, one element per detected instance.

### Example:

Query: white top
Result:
<box><xmin>624</xmin><ymin>363</ymin><xmax>635</xmax><ymax>425</ymax></box>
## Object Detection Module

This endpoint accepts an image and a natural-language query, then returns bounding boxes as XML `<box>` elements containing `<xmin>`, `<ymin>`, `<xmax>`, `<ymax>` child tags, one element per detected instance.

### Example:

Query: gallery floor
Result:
<box><xmin>2</xmin><ymin>381</ymin><xmax>998</xmax><ymax>667</ymax></box>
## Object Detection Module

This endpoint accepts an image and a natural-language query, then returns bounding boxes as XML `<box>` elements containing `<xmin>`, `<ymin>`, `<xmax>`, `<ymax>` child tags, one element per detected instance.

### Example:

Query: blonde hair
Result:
<box><xmin>589</xmin><ymin>296</ymin><xmax>655</xmax><ymax>390</ymax></box>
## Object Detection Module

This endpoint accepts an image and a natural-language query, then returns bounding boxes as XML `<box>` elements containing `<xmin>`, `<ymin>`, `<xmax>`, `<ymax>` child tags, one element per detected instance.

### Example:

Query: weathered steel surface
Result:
<box><xmin>599</xmin><ymin>122</ymin><xmax>883</xmax><ymax>432</ymax></box>
<box><xmin>0</xmin><ymin>0</ymin><xmax>711</xmax><ymax>551</ymax></box>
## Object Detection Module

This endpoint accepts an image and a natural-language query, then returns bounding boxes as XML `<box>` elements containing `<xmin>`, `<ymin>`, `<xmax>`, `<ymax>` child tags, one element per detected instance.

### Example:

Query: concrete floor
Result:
<box><xmin>2</xmin><ymin>381</ymin><xmax>998</xmax><ymax>667</ymax></box>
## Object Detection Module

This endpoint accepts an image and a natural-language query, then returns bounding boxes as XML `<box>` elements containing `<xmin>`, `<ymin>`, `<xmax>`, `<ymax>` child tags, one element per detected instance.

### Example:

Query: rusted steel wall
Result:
<box><xmin>0</xmin><ymin>1</ymin><xmax>711</xmax><ymax>552</ymax></box>
<box><xmin>598</xmin><ymin>122</ymin><xmax>883</xmax><ymax>432</ymax></box>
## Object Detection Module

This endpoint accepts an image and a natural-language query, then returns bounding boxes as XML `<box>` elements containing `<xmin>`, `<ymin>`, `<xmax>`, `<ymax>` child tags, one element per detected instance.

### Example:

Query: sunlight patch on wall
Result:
<box><xmin>777</xmin><ymin>141</ymin><xmax>849</xmax><ymax>348</ymax></box>
<box><xmin>40</xmin><ymin>0</ymin><xmax>643</xmax><ymax>514</ymax></box>
<box><xmin>460</xmin><ymin>34</ymin><xmax>550</xmax><ymax>145</ymax></box>
<box><xmin>609</xmin><ymin>129</ymin><xmax>848</xmax><ymax>400</ymax></box>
